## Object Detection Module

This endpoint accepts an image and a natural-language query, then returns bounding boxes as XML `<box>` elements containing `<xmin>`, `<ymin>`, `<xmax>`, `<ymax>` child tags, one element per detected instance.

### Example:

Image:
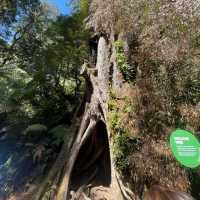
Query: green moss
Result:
<box><xmin>112</xmin><ymin>132</ymin><xmax>130</xmax><ymax>173</ymax></box>
<box><xmin>115</xmin><ymin>40</ymin><xmax>136</xmax><ymax>83</ymax></box>
<box><xmin>113</xmin><ymin>133</ymin><xmax>141</xmax><ymax>174</ymax></box>
<box><xmin>108</xmin><ymin>93</ymin><xmax>138</xmax><ymax>175</ymax></box>
<box><xmin>109</xmin><ymin>108</ymin><xmax>140</xmax><ymax>173</ymax></box>
<box><xmin>122</xmin><ymin>98</ymin><xmax>135</xmax><ymax>117</ymax></box>
<box><xmin>109</xmin><ymin>88</ymin><xmax>117</xmax><ymax>99</ymax></box>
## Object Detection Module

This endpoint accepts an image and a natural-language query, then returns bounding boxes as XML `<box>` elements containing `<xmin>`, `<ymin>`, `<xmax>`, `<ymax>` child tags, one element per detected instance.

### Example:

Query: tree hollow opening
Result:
<box><xmin>70</xmin><ymin>120</ymin><xmax>111</xmax><ymax>191</ymax></box>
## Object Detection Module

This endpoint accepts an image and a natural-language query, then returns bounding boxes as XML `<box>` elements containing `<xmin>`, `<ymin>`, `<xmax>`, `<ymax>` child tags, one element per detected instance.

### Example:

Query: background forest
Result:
<box><xmin>0</xmin><ymin>0</ymin><xmax>89</xmax><ymax>198</ymax></box>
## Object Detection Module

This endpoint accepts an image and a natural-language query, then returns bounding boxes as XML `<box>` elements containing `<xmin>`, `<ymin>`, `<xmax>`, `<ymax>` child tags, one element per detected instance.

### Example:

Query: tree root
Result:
<box><xmin>69</xmin><ymin>166</ymin><xmax>99</xmax><ymax>200</ymax></box>
<box><xmin>81</xmin><ymin>193</ymin><xmax>92</xmax><ymax>200</ymax></box>
<box><xmin>70</xmin><ymin>190</ymin><xmax>92</xmax><ymax>200</ymax></box>
<box><xmin>116</xmin><ymin>172</ymin><xmax>135</xmax><ymax>200</ymax></box>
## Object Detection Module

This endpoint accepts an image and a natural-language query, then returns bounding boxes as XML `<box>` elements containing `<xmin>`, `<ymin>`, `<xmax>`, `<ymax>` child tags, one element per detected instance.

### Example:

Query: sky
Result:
<box><xmin>44</xmin><ymin>0</ymin><xmax>73</xmax><ymax>15</ymax></box>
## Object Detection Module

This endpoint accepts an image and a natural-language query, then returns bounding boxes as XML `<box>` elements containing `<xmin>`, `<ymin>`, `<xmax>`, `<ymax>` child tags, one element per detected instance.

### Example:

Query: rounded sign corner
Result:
<box><xmin>170</xmin><ymin>129</ymin><xmax>200</xmax><ymax>169</ymax></box>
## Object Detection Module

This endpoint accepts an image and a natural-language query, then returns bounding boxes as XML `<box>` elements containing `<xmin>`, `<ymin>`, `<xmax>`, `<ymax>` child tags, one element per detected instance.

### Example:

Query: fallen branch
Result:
<box><xmin>56</xmin><ymin>119</ymin><xmax>97</xmax><ymax>200</ymax></box>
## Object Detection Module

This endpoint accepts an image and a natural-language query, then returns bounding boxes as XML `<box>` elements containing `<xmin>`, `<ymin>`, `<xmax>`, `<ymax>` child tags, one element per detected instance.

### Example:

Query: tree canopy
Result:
<box><xmin>0</xmin><ymin>1</ymin><xmax>90</xmax><ymax>197</ymax></box>
<box><xmin>0</xmin><ymin>0</ymin><xmax>89</xmax><ymax>127</ymax></box>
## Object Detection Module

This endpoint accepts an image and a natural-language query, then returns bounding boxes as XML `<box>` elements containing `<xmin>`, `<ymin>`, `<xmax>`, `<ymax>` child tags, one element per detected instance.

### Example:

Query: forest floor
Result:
<box><xmin>0</xmin><ymin>119</ymin><xmax>115</xmax><ymax>200</ymax></box>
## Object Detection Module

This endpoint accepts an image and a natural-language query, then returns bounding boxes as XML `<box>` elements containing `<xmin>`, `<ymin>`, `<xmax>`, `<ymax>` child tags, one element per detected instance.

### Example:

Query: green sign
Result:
<box><xmin>170</xmin><ymin>129</ymin><xmax>200</xmax><ymax>168</ymax></box>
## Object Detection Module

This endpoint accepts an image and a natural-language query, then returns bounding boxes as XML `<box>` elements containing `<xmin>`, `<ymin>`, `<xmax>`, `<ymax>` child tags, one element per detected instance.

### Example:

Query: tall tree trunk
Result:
<box><xmin>33</xmin><ymin>35</ymin><xmax>132</xmax><ymax>200</ymax></box>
